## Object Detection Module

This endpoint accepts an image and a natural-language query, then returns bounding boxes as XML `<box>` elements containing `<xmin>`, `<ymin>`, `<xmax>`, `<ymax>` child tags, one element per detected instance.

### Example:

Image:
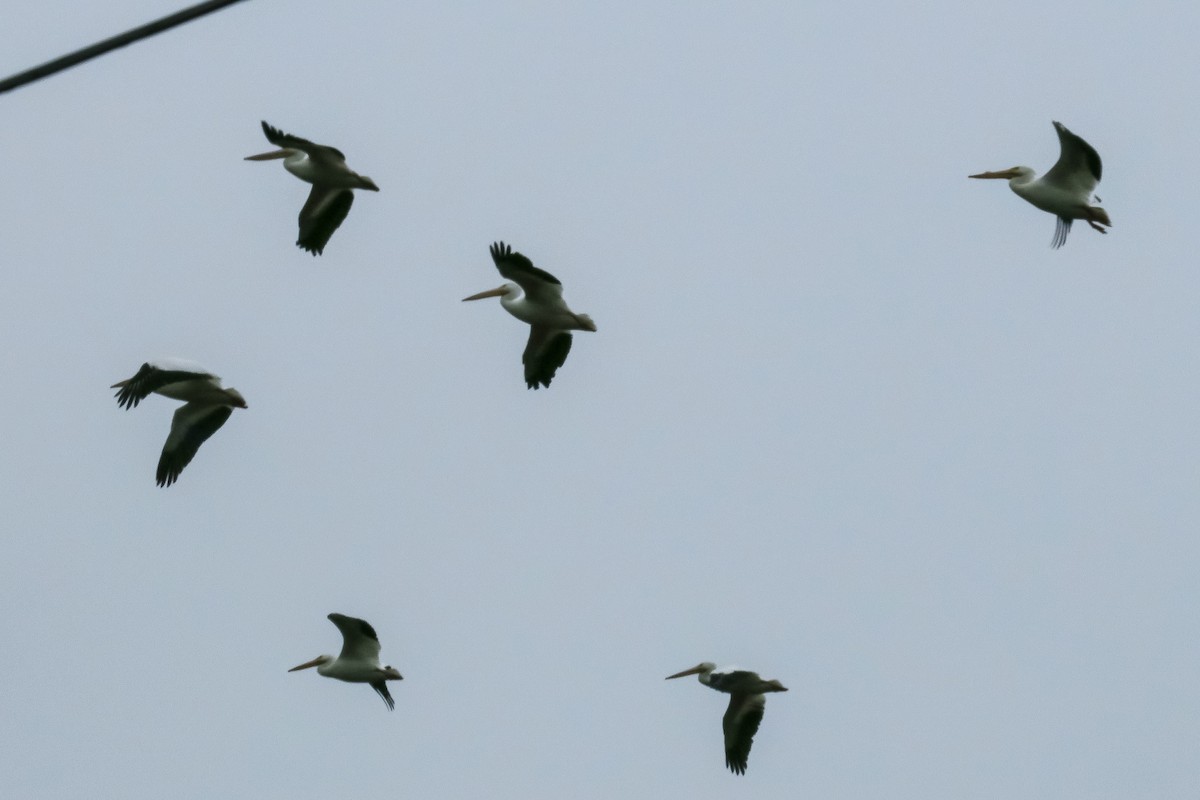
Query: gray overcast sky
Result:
<box><xmin>1</xmin><ymin>1</ymin><xmax>1197</xmax><ymax>797</ymax></box>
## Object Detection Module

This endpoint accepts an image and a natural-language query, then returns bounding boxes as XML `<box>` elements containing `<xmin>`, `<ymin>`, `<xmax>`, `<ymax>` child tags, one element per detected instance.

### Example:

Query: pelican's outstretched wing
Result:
<box><xmin>722</xmin><ymin>693</ymin><xmax>767</xmax><ymax>775</ymax></box>
<box><xmin>112</xmin><ymin>361</ymin><xmax>215</xmax><ymax>409</ymax></box>
<box><xmin>260</xmin><ymin>120</ymin><xmax>346</xmax><ymax>160</ymax></box>
<box><xmin>297</xmin><ymin>187</ymin><xmax>354</xmax><ymax>255</ymax></box>
<box><xmin>370</xmin><ymin>680</ymin><xmax>396</xmax><ymax>711</ymax></box>
<box><xmin>490</xmin><ymin>241</ymin><xmax>565</xmax><ymax>303</ymax></box>
<box><xmin>328</xmin><ymin>613</ymin><xmax>384</xmax><ymax>664</ymax></box>
<box><xmin>1044</xmin><ymin>121</ymin><xmax>1102</xmax><ymax>196</ymax></box>
<box><xmin>523</xmin><ymin>327</ymin><xmax>573</xmax><ymax>389</ymax></box>
<box><xmin>156</xmin><ymin>403</ymin><xmax>233</xmax><ymax>486</ymax></box>
<box><xmin>1051</xmin><ymin>216</ymin><xmax>1073</xmax><ymax>249</ymax></box>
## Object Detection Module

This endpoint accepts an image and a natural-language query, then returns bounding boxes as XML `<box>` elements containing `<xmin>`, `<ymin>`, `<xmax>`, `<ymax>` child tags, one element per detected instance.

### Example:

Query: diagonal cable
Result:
<box><xmin>0</xmin><ymin>0</ymin><xmax>250</xmax><ymax>96</ymax></box>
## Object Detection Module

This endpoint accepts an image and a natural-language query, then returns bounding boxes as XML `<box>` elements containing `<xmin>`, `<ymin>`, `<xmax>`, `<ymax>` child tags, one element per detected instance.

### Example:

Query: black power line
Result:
<box><xmin>0</xmin><ymin>0</ymin><xmax>250</xmax><ymax>96</ymax></box>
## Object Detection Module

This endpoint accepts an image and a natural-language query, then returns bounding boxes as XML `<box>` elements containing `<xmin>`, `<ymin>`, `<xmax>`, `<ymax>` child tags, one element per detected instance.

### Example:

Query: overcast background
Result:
<box><xmin>1</xmin><ymin>1</ymin><xmax>1197</xmax><ymax>798</ymax></box>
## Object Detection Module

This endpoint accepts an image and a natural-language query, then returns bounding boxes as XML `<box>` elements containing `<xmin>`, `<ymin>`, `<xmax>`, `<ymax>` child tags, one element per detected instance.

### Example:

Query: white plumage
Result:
<box><xmin>246</xmin><ymin>120</ymin><xmax>379</xmax><ymax>255</ymax></box>
<box><xmin>289</xmin><ymin>613</ymin><xmax>404</xmax><ymax>710</ymax></box>
<box><xmin>970</xmin><ymin>121</ymin><xmax>1111</xmax><ymax>248</ymax></box>
<box><xmin>462</xmin><ymin>241</ymin><xmax>596</xmax><ymax>389</ymax></box>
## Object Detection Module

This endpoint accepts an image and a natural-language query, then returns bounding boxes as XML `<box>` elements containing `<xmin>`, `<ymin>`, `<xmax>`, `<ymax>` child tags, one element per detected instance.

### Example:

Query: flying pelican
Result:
<box><xmin>666</xmin><ymin>662</ymin><xmax>788</xmax><ymax>775</ymax></box>
<box><xmin>289</xmin><ymin>613</ymin><xmax>404</xmax><ymax>710</ymax></box>
<box><xmin>245</xmin><ymin>120</ymin><xmax>379</xmax><ymax>255</ymax></box>
<box><xmin>462</xmin><ymin>241</ymin><xmax>596</xmax><ymax>389</ymax></box>
<box><xmin>110</xmin><ymin>359</ymin><xmax>246</xmax><ymax>487</ymax></box>
<box><xmin>970</xmin><ymin>121</ymin><xmax>1111</xmax><ymax>248</ymax></box>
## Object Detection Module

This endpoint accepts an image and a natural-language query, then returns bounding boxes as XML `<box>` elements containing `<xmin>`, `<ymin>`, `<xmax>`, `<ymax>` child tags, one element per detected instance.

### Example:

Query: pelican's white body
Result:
<box><xmin>970</xmin><ymin>121</ymin><xmax>1110</xmax><ymax>248</ymax></box>
<box><xmin>312</xmin><ymin>657</ymin><xmax>384</xmax><ymax>683</ymax></box>
<box><xmin>280</xmin><ymin>150</ymin><xmax>370</xmax><ymax>189</ymax></box>
<box><xmin>289</xmin><ymin>613</ymin><xmax>403</xmax><ymax>710</ymax></box>
<box><xmin>1006</xmin><ymin>168</ymin><xmax>1092</xmax><ymax>219</ymax></box>
<box><xmin>497</xmin><ymin>282</ymin><xmax>594</xmax><ymax>331</ymax></box>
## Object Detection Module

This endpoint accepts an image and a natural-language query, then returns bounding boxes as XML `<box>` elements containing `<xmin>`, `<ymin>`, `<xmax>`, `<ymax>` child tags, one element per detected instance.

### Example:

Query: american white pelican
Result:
<box><xmin>970</xmin><ymin>121</ymin><xmax>1111</xmax><ymax>248</ymax></box>
<box><xmin>666</xmin><ymin>662</ymin><xmax>788</xmax><ymax>775</ymax></box>
<box><xmin>110</xmin><ymin>359</ymin><xmax>246</xmax><ymax>487</ymax></box>
<box><xmin>245</xmin><ymin>120</ymin><xmax>379</xmax><ymax>255</ymax></box>
<box><xmin>289</xmin><ymin>613</ymin><xmax>404</xmax><ymax>710</ymax></box>
<box><xmin>462</xmin><ymin>241</ymin><xmax>596</xmax><ymax>389</ymax></box>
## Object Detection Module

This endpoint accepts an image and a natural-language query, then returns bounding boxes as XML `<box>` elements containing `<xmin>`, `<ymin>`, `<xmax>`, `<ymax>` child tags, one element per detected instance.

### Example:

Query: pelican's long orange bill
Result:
<box><xmin>665</xmin><ymin>664</ymin><xmax>707</xmax><ymax>680</ymax></box>
<box><xmin>288</xmin><ymin>656</ymin><xmax>327</xmax><ymax>672</ymax></box>
<box><xmin>244</xmin><ymin>149</ymin><xmax>291</xmax><ymax>161</ymax></box>
<box><xmin>462</xmin><ymin>286</ymin><xmax>508</xmax><ymax>302</ymax></box>
<box><xmin>968</xmin><ymin>168</ymin><xmax>1021</xmax><ymax>179</ymax></box>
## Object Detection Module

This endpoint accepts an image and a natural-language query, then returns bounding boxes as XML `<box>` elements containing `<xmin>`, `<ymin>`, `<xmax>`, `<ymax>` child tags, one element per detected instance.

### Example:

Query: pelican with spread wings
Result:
<box><xmin>110</xmin><ymin>358</ymin><xmax>246</xmax><ymax>487</ymax></box>
<box><xmin>666</xmin><ymin>662</ymin><xmax>788</xmax><ymax>775</ymax></box>
<box><xmin>970</xmin><ymin>121</ymin><xmax>1111</xmax><ymax>248</ymax></box>
<box><xmin>289</xmin><ymin>613</ymin><xmax>404</xmax><ymax>710</ymax></box>
<box><xmin>246</xmin><ymin>120</ymin><xmax>379</xmax><ymax>255</ymax></box>
<box><xmin>463</xmin><ymin>241</ymin><xmax>596</xmax><ymax>389</ymax></box>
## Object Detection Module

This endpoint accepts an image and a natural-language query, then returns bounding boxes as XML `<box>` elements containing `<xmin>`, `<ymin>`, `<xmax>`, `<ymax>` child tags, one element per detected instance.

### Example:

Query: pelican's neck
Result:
<box><xmin>282</xmin><ymin>151</ymin><xmax>317</xmax><ymax>183</ymax></box>
<box><xmin>1006</xmin><ymin>166</ymin><xmax>1038</xmax><ymax>191</ymax></box>
<box><xmin>498</xmin><ymin>286</ymin><xmax>534</xmax><ymax>323</ymax></box>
